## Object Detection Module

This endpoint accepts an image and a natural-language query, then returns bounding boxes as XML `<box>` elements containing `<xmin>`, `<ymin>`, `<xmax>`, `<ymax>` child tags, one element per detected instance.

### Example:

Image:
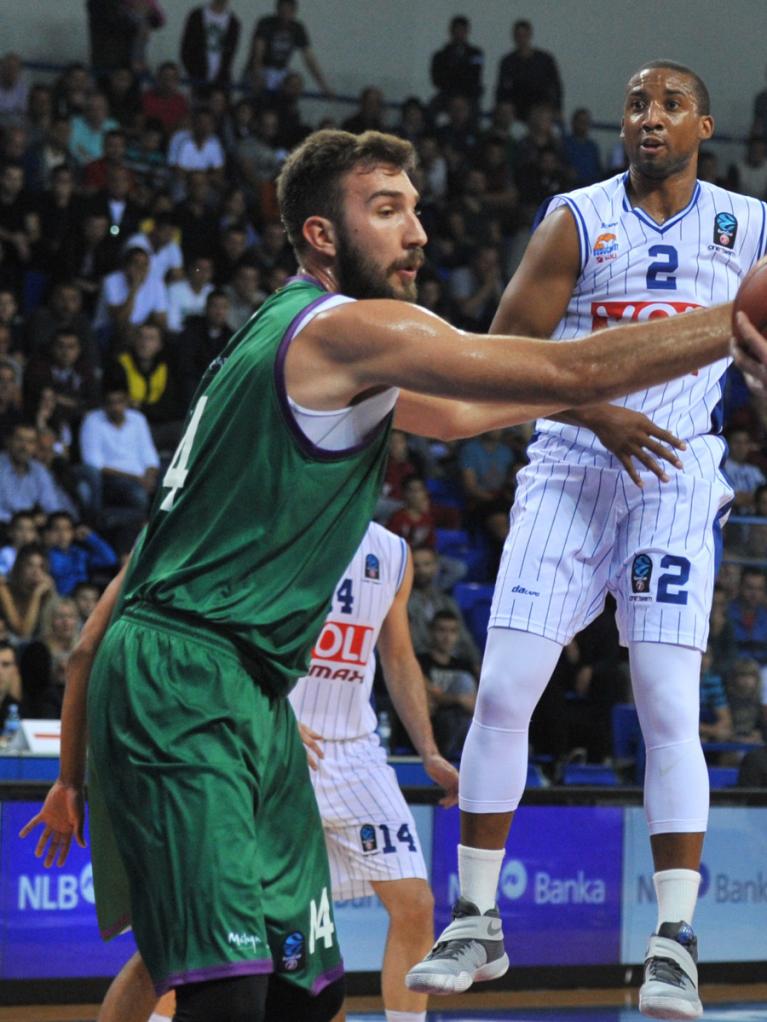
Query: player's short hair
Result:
<box><xmin>627</xmin><ymin>60</ymin><xmax>710</xmax><ymax>116</ymax></box>
<box><xmin>277</xmin><ymin>129</ymin><xmax>416</xmax><ymax>255</ymax></box>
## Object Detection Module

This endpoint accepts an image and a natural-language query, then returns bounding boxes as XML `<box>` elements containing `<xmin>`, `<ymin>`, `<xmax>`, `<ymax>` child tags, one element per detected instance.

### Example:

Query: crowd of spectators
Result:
<box><xmin>0</xmin><ymin>5</ymin><xmax>765</xmax><ymax>780</ymax></box>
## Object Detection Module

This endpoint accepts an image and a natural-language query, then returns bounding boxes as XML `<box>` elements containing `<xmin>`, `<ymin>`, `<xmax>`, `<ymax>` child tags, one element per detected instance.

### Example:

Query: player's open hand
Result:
<box><xmin>731</xmin><ymin>310</ymin><xmax>767</xmax><ymax>395</ymax></box>
<box><xmin>423</xmin><ymin>752</ymin><xmax>459</xmax><ymax>808</ymax></box>
<box><xmin>298</xmin><ymin>721</ymin><xmax>325</xmax><ymax>771</ymax></box>
<box><xmin>584</xmin><ymin>405</ymin><xmax>686</xmax><ymax>486</ymax></box>
<box><xmin>18</xmin><ymin>779</ymin><xmax>85</xmax><ymax>868</ymax></box>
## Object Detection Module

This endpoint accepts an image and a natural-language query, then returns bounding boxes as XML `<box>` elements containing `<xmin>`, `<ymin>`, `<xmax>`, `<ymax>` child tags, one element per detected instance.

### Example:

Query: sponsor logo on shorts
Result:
<box><xmin>511</xmin><ymin>584</ymin><xmax>540</xmax><ymax>597</ymax></box>
<box><xmin>228</xmin><ymin>931</ymin><xmax>261</xmax><ymax>952</ymax></box>
<box><xmin>364</xmin><ymin>553</ymin><xmax>381</xmax><ymax>580</ymax></box>
<box><xmin>280</xmin><ymin>930</ymin><xmax>306</xmax><ymax>971</ymax></box>
<box><xmin>360</xmin><ymin>823</ymin><xmax>378</xmax><ymax>852</ymax></box>
<box><xmin>630</xmin><ymin>553</ymin><xmax>653</xmax><ymax>600</ymax></box>
<box><xmin>712</xmin><ymin>211</ymin><xmax>737</xmax><ymax>249</ymax></box>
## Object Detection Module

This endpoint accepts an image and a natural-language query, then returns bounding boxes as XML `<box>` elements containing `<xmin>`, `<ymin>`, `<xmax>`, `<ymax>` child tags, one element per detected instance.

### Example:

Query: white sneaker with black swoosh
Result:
<box><xmin>405</xmin><ymin>897</ymin><xmax>509</xmax><ymax>995</ymax></box>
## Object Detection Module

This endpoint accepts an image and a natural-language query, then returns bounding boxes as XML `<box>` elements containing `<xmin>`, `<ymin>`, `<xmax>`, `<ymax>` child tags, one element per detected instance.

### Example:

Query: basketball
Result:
<box><xmin>732</xmin><ymin>256</ymin><xmax>767</xmax><ymax>339</ymax></box>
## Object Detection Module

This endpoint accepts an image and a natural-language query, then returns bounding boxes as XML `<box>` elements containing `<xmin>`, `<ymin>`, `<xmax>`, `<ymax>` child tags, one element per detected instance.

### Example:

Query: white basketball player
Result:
<box><xmin>290</xmin><ymin>521</ymin><xmax>458</xmax><ymax>1022</ymax></box>
<box><xmin>408</xmin><ymin>60</ymin><xmax>767</xmax><ymax>1021</ymax></box>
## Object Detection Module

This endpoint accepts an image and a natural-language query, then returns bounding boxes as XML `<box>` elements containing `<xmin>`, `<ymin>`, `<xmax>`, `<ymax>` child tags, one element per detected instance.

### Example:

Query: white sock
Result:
<box><xmin>654</xmin><ymin>868</ymin><xmax>701</xmax><ymax>930</ymax></box>
<box><xmin>458</xmin><ymin>843</ymin><xmax>505</xmax><ymax>913</ymax></box>
<box><xmin>385</xmin><ymin>1011</ymin><xmax>426</xmax><ymax>1022</ymax></box>
<box><xmin>148</xmin><ymin>1015</ymin><xmax>171</xmax><ymax>1021</ymax></box>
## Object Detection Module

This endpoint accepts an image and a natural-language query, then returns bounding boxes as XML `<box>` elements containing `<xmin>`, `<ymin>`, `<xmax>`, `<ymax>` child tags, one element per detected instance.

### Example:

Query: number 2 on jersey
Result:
<box><xmin>159</xmin><ymin>396</ymin><xmax>208</xmax><ymax>511</ymax></box>
<box><xmin>646</xmin><ymin>245</ymin><xmax>678</xmax><ymax>291</ymax></box>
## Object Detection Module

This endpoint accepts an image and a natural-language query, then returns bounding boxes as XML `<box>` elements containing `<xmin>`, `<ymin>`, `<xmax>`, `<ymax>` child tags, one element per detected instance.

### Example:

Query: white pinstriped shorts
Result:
<box><xmin>309</xmin><ymin>734</ymin><xmax>427</xmax><ymax>901</ymax></box>
<box><xmin>490</xmin><ymin>453</ymin><xmax>733</xmax><ymax>652</ymax></box>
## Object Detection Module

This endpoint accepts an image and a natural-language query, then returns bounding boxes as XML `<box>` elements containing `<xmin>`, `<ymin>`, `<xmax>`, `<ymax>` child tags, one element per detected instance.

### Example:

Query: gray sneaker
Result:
<box><xmin>405</xmin><ymin>897</ymin><xmax>509</xmax><ymax>995</ymax></box>
<box><xmin>639</xmin><ymin>921</ymin><xmax>703</xmax><ymax>1020</ymax></box>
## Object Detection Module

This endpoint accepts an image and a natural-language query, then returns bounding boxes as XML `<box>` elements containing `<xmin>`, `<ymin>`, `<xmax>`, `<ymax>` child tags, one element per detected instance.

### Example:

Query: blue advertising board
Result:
<box><xmin>431</xmin><ymin>805</ymin><xmax>624</xmax><ymax>965</ymax></box>
<box><xmin>0</xmin><ymin>801</ymin><xmax>136</xmax><ymax>979</ymax></box>
<box><xmin>621</xmin><ymin>806</ymin><xmax>767</xmax><ymax>964</ymax></box>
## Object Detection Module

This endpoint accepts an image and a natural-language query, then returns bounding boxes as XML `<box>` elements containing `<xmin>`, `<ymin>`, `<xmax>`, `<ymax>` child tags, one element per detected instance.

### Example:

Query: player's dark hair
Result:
<box><xmin>277</xmin><ymin>129</ymin><xmax>416</xmax><ymax>256</ymax></box>
<box><xmin>627</xmin><ymin>60</ymin><xmax>710</xmax><ymax>116</ymax></box>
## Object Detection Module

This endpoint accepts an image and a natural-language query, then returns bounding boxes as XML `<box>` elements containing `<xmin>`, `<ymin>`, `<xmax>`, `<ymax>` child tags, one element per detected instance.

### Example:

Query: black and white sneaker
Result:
<box><xmin>639</xmin><ymin>921</ymin><xmax>702</xmax><ymax>1020</ymax></box>
<box><xmin>405</xmin><ymin>897</ymin><xmax>509</xmax><ymax>995</ymax></box>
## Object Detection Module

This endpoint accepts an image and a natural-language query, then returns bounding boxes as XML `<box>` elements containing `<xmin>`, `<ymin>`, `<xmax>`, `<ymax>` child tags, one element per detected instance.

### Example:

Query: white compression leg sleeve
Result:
<box><xmin>459</xmin><ymin>628</ymin><xmax>563</xmax><ymax>813</ymax></box>
<box><xmin>629</xmin><ymin>642</ymin><xmax>708</xmax><ymax>835</ymax></box>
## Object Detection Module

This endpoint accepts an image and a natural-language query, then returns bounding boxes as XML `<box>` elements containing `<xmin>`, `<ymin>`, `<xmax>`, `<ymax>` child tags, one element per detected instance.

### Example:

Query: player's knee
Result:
<box><xmin>265</xmin><ymin>974</ymin><xmax>345</xmax><ymax>1022</ymax></box>
<box><xmin>387</xmin><ymin>881</ymin><xmax>434</xmax><ymax>933</ymax></box>
<box><xmin>174</xmin><ymin>973</ymin><xmax>268</xmax><ymax>1022</ymax></box>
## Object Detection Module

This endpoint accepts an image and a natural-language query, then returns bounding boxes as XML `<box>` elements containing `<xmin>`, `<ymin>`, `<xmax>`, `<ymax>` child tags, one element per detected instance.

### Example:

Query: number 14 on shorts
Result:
<box><xmin>360</xmin><ymin>821</ymin><xmax>417</xmax><ymax>854</ymax></box>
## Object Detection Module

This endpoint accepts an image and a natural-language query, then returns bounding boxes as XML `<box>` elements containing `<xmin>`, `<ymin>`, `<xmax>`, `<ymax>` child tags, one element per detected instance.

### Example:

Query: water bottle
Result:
<box><xmin>378</xmin><ymin>710</ymin><xmax>392</xmax><ymax>755</ymax></box>
<box><xmin>1</xmin><ymin>703</ymin><xmax>21</xmax><ymax>751</ymax></box>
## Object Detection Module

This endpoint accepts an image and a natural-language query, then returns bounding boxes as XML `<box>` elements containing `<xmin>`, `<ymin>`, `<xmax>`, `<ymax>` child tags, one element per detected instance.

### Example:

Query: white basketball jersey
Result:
<box><xmin>289</xmin><ymin>522</ymin><xmax>408</xmax><ymax>740</ymax></box>
<box><xmin>534</xmin><ymin>173</ymin><xmax>767</xmax><ymax>467</ymax></box>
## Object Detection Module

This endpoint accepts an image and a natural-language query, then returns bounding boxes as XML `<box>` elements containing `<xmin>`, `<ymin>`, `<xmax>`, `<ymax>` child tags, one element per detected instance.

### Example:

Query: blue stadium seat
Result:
<box><xmin>707</xmin><ymin>765</ymin><xmax>739</xmax><ymax>788</ymax></box>
<box><xmin>452</xmin><ymin>582</ymin><xmax>494</xmax><ymax>651</ymax></box>
<box><xmin>562</xmin><ymin>762</ymin><xmax>620</xmax><ymax>786</ymax></box>
<box><xmin>526</xmin><ymin>763</ymin><xmax>546</xmax><ymax>788</ymax></box>
<box><xmin>426</xmin><ymin>476</ymin><xmax>465</xmax><ymax>510</ymax></box>
<box><xmin>435</xmin><ymin>529</ymin><xmax>489</xmax><ymax>582</ymax></box>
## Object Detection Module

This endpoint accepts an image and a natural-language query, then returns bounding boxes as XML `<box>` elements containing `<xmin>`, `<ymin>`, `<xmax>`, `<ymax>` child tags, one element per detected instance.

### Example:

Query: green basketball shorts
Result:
<box><xmin>87</xmin><ymin>604</ymin><xmax>343</xmax><ymax>995</ymax></box>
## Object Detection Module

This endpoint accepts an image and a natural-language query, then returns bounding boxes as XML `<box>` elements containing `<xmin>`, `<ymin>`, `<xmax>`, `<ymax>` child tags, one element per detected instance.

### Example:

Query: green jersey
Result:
<box><xmin>121</xmin><ymin>278</ymin><xmax>393</xmax><ymax>695</ymax></box>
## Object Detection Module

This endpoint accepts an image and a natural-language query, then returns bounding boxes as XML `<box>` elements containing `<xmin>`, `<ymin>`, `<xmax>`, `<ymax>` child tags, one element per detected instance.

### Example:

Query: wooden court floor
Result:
<box><xmin>3</xmin><ymin>984</ymin><xmax>767</xmax><ymax>1022</ymax></box>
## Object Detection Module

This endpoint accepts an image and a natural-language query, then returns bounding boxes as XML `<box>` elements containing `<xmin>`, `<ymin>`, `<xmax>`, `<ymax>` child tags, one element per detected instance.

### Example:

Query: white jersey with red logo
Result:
<box><xmin>532</xmin><ymin>173</ymin><xmax>767</xmax><ymax>470</ymax></box>
<box><xmin>289</xmin><ymin>522</ymin><xmax>408</xmax><ymax>741</ymax></box>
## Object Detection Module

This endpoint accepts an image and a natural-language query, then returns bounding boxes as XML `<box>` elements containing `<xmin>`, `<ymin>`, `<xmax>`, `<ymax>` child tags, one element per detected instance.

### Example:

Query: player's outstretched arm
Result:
<box><xmin>19</xmin><ymin>560</ymin><xmax>129</xmax><ymax>867</ymax></box>
<box><xmin>293</xmin><ymin>276</ymin><xmax>731</xmax><ymax>440</ymax></box>
<box><xmin>376</xmin><ymin>549</ymin><xmax>459</xmax><ymax>807</ymax></box>
<box><xmin>490</xmin><ymin>206</ymin><xmax>688</xmax><ymax>484</ymax></box>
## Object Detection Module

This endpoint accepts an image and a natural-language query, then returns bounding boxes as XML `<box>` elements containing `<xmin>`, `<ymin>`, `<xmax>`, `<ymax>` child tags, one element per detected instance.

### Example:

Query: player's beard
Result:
<box><xmin>335</xmin><ymin>221</ymin><xmax>423</xmax><ymax>303</ymax></box>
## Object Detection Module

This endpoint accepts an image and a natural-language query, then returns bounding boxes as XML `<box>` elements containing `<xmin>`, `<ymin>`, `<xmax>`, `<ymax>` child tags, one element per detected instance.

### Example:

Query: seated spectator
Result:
<box><xmin>170</xmin><ymin>106</ymin><xmax>225</xmax><ymax>193</ymax></box>
<box><xmin>699</xmin><ymin>644</ymin><xmax>733</xmax><ymax>742</ymax></box>
<box><xmin>267</xmin><ymin>71</ymin><xmax>311</xmax><ymax>150</ymax></box>
<box><xmin>725</xmin><ymin>659</ymin><xmax>765</xmax><ymax>745</ymax></box>
<box><xmin>43</xmin><ymin>511</ymin><xmax>117</xmax><ymax>596</ymax></box>
<box><xmin>20</xmin><ymin>595</ymin><xmax>79</xmax><ymax>718</ymax></box>
<box><xmin>417</xmin><ymin>609</ymin><xmax>477</xmax><ymax>760</ymax></box>
<box><xmin>459</xmin><ymin>428</ymin><xmax>514</xmax><ymax>532</ymax></box>
<box><xmin>255</xmin><ymin>220</ymin><xmax>295</xmax><ymax>278</ymax></box>
<box><xmin>709</xmin><ymin>595</ymin><xmax>738</xmax><ymax>679</ymax></box>
<box><xmin>141</xmin><ymin>62</ymin><xmax>190</xmax><ymax>136</ymax></box>
<box><xmin>407</xmin><ymin>545</ymin><xmax>480</xmax><ymax>671</ymax></box>
<box><xmin>178</xmin><ymin>289</ymin><xmax>233</xmax><ymax>404</ymax></box>
<box><xmin>0</xmin><ymin>422</ymin><xmax>64</xmax><ymax>525</ymax></box>
<box><xmin>33</xmin><ymin>165</ymin><xmax>83</xmax><ymax>275</ymax></box>
<box><xmin>26</xmin><ymin>82</ymin><xmax>54</xmax><ymax>144</ymax></box>
<box><xmin>85</xmin><ymin>164</ymin><xmax>143</xmax><ymax>264</ymax></box>
<box><xmin>79</xmin><ymin>386</ymin><xmax>160</xmax><ymax>551</ymax></box>
<box><xmin>102</xmin><ymin>66</ymin><xmax>143</xmax><ymax>129</ymax></box>
<box><xmin>51</xmin><ymin>63</ymin><xmax>91</xmax><ymax>121</ymax></box>
<box><xmin>72</xmin><ymin>579</ymin><xmax>100</xmax><ymax>623</ymax></box>
<box><xmin>449</xmin><ymin>243</ymin><xmax>505</xmax><ymax>331</ymax></box>
<box><xmin>223</xmin><ymin>261</ymin><xmax>266</xmax><ymax>329</ymax></box>
<box><xmin>82</xmin><ymin>128</ymin><xmax>130</xmax><ymax>194</ymax></box>
<box><xmin>0</xmin><ymin>357</ymin><xmax>23</xmax><ymax>447</ymax></box>
<box><xmin>173</xmin><ymin>170</ymin><xmax>220</xmax><ymax>264</ymax></box>
<box><xmin>0</xmin><ymin>53</ymin><xmax>29</xmax><ymax>127</ymax></box>
<box><xmin>124</xmin><ymin>118</ymin><xmax>170</xmax><ymax>195</ymax></box>
<box><xmin>125</xmin><ymin>212</ymin><xmax>185</xmax><ymax>286</ymax></box>
<box><xmin>218</xmin><ymin>187</ymin><xmax>259</xmax><ymax>248</ymax></box>
<box><xmin>213</xmin><ymin>224</ymin><xmax>252</xmax><ymax>285</ymax></box>
<box><xmin>387</xmin><ymin>475</ymin><xmax>437</xmax><ymax>546</ymax></box>
<box><xmin>0</xmin><ymin>542</ymin><xmax>55</xmax><ymax>639</ymax></box>
<box><xmin>24</xmin><ymin>279</ymin><xmax>98</xmax><ymax>365</ymax></box>
<box><xmin>0</xmin><ymin>288</ymin><xmax>24</xmax><ymax>353</ymax></box>
<box><xmin>69</xmin><ymin>92</ymin><xmax>119</xmax><ymax>166</ymax></box>
<box><xmin>729</xmin><ymin>482</ymin><xmax>767</xmax><ymax>561</ymax></box>
<box><xmin>728</xmin><ymin>567</ymin><xmax>767</xmax><ymax>666</ymax></box>
<box><xmin>32</xmin><ymin>423</ymin><xmax>81</xmax><ymax>522</ymax></box>
<box><xmin>93</xmin><ymin>245</ymin><xmax>168</xmax><ymax>346</ymax></box>
<box><xmin>0</xmin><ymin>640</ymin><xmax>20</xmax><ymax>733</ymax></box>
<box><xmin>0</xmin><ymin>509</ymin><xmax>38</xmax><ymax>576</ymax></box>
<box><xmin>563</xmin><ymin>107</ymin><xmax>603</xmax><ymax>187</ymax></box>
<box><xmin>233</xmin><ymin>107</ymin><xmax>287</xmax><ymax>213</ymax></box>
<box><xmin>376</xmin><ymin>428</ymin><xmax>417</xmax><ymax>521</ymax></box>
<box><xmin>59</xmin><ymin>213</ymin><xmax>117</xmax><ymax>316</ymax></box>
<box><xmin>725</xmin><ymin>428</ymin><xmax>766</xmax><ymax>512</ymax></box>
<box><xmin>24</xmin><ymin>114</ymin><xmax>78</xmax><ymax>193</ymax></box>
<box><xmin>342</xmin><ymin>86</ymin><xmax>387</xmax><ymax>135</ymax></box>
<box><xmin>166</xmin><ymin>255</ymin><xmax>215</xmax><ymax>334</ymax></box>
<box><xmin>106</xmin><ymin>323</ymin><xmax>184</xmax><ymax>452</ymax></box>
<box><xmin>0</xmin><ymin>161</ymin><xmax>39</xmax><ymax>291</ymax></box>
<box><xmin>23</xmin><ymin>329</ymin><xmax>100</xmax><ymax>435</ymax></box>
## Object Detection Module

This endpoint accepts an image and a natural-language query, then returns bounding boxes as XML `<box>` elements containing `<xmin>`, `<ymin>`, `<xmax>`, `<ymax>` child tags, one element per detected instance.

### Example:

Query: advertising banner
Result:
<box><xmin>621</xmin><ymin>806</ymin><xmax>767</xmax><ymax>964</ymax></box>
<box><xmin>431</xmin><ymin>805</ymin><xmax>624</xmax><ymax>965</ymax></box>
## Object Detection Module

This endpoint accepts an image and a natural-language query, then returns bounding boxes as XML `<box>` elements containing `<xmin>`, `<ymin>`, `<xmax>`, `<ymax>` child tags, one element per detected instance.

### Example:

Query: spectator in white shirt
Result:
<box><xmin>172</xmin><ymin>107</ymin><xmax>225</xmax><ymax>192</ymax></box>
<box><xmin>79</xmin><ymin>387</ymin><xmax>160</xmax><ymax>524</ymax></box>
<box><xmin>125</xmin><ymin>212</ymin><xmax>184</xmax><ymax>286</ymax></box>
<box><xmin>166</xmin><ymin>255</ymin><xmax>214</xmax><ymax>333</ymax></box>
<box><xmin>94</xmin><ymin>246</ymin><xmax>168</xmax><ymax>345</ymax></box>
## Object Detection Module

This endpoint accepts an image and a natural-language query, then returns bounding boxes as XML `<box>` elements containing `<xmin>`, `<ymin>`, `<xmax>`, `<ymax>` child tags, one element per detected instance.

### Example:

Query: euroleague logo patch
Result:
<box><xmin>712</xmin><ymin>211</ymin><xmax>737</xmax><ymax>249</ymax></box>
<box><xmin>280</xmin><ymin>930</ymin><xmax>306</xmax><ymax>971</ymax></box>
<box><xmin>360</xmin><ymin>823</ymin><xmax>378</xmax><ymax>852</ymax></box>
<box><xmin>364</xmin><ymin>553</ymin><xmax>380</xmax><ymax>580</ymax></box>
<box><xmin>631</xmin><ymin>553</ymin><xmax>653</xmax><ymax>594</ymax></box>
